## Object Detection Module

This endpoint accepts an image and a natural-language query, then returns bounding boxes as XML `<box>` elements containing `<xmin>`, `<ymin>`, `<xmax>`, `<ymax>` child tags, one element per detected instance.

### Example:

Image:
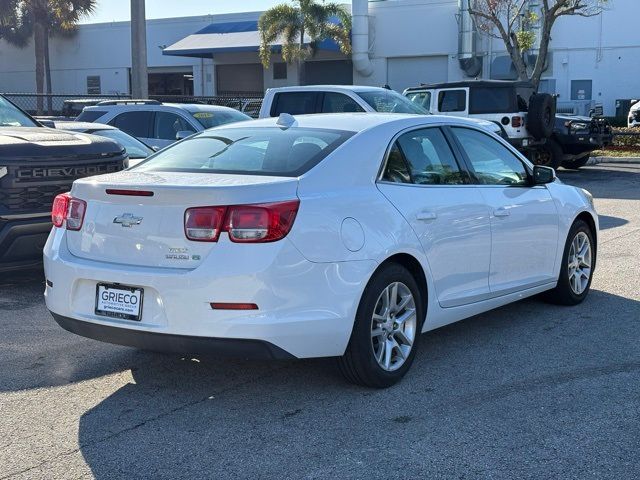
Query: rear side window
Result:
<box><xmin>76</xmin><ymin>109</ymin><xmax>107</xmax><ymax>122</ymax></box>
<box><xmin>110</xmin><ymin>111</ymin><xmax>152</xmax><ymax>138</ymax></box>
<box><xmin>438</xmin><ymin>90</ymin><xmax>466</xmax><ymax>112</ymax></box>
<box><xmin>383</xmin><ymin>128</ymin><xmax>467</xmax><ymax>185</ymax></box>
<box><xmin>134</xmin><ymin>127</ymin><xmax>353</xmax><ymax>177</ymax></box>
<box><xmin>469</xmin><ymin>88</ymin><xmax>517</xmax><ymax>114</ymax></box>
<box><xmin>321</xmin><ymin>93</ymin><xmax>364</xmax><ymax>113</ymax></box>
<box><xmin>270</xmin><ymin>92</ymin><xmax>320</xmax><ymax>116</ymax></box>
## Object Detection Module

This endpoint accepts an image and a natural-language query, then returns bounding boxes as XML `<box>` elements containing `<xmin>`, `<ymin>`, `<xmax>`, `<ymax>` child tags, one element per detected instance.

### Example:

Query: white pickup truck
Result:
<box><xmin>258</xmin><ymin>85</ymin><xmax>503</xmax><ymax>137</ymax></box>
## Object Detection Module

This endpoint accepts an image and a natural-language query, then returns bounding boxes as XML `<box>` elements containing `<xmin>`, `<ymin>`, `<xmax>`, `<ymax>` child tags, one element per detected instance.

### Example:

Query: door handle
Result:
<box><xmin>416</xmin><ymin>211</ymin><xmax>437</xmax><ymax>221</ymax></box>
<box><xmin>493</xmin><ymin>207</ymin><xmax>511</xmax><ymax>217</ymax></box>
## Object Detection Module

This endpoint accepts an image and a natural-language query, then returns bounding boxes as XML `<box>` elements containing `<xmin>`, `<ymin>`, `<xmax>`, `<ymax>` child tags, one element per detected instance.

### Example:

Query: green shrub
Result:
<box><xmin>613</xmin><ymin>127</ymin><xmax>640</xmax><ymax>147</ymax></box>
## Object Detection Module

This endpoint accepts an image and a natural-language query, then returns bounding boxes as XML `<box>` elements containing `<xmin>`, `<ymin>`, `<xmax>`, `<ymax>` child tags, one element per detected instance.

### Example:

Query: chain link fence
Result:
<box><xmin>3</xmin><ymin>92</ymin><xmax>264</xmax><ymax>118</ymax></box>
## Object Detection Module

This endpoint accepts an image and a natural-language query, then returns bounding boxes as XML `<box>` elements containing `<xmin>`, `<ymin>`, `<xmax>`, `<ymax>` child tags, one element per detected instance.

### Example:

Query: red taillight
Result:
<box><xmin>51</xmin><ymin>193</ymin><xmax>70</xmax><ymax>227</ymax></box>
<box><xmin>51</xmin><ymin>193</ymin><xmax>86</xmax><ymax>230</ymax></box>
<box><xmin>184</xmin><ymin>206</ymin><xmax>226</xmax><ymax>242</ymax></box>
<box><xmin>184</xmin><ymin>200</ymin><xmax>299</xmax><ymax>243</ymax></box>
<box><xmin>512</xmin><ymin>116</ymin><xmax>523</xmax><ymax>128</ymax></box>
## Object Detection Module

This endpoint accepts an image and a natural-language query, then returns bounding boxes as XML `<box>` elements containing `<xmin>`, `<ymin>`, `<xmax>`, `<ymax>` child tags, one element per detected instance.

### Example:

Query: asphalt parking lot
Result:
<box><xmin>1</xmin><ymin>163</ymin><xmax>639</xmax><ymax>480</ymax></box>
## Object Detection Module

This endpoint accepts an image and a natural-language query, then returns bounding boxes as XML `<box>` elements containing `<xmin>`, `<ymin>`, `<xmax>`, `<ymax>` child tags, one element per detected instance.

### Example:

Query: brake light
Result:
<box><xmin>51</xmin><ymin>193</ymin><xmax>86</xmax><ymax>230</ymax></box>
<box><xmin>184</xmin><ymin>200</ymin><xmax>299</xmax><ymax>243</ymax></box>
<box><xmin>511</xmin><ymin>116</ymin><xmax>523</xmax><ymax>128</ymax></box>
<box><xmin>184</xmin><ymin>206</ymin><xmax>226</xmax><ymax>242</ymax></box>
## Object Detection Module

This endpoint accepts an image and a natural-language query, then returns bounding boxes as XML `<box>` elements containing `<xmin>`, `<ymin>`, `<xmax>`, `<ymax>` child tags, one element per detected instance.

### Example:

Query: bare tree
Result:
<box><xmin>467</xmin><ymin>0</ymin><xmax>609</xmax><ymax>89</ymax></box>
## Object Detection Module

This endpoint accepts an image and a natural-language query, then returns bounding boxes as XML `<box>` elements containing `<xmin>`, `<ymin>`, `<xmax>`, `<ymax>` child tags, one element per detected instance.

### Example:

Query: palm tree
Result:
<box><xmin>2</xmin><ymin>0</ymin><xmax>96</xmax><ymax>114</ymax></box>
<box><xmin>258</xmin><ymin>0</ymin><xmax>352</xmax><ymax>86</ymax></box>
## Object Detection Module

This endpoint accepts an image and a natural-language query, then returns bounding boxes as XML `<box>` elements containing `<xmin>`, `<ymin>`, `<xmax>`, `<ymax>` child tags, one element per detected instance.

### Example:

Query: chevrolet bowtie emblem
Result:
<box><xmin>113</xmin><ymin>213</ymin><xmax>143</xmax><ymax>227</ymax></box>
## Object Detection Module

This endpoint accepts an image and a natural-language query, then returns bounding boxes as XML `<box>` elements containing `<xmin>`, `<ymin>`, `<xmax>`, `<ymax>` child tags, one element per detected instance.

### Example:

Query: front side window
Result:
<box><xmin>438</xmin><ymin>90</ymin><xmax>466</xmax><ymax>113</ymax></box>
<box><xmin>134</xmin><ymin>127</ymin><xmax>353</xmax><ymax>177</ymax></box>
<box><xmin>405</xmin><ymin>91</ymin><xmax>432</xmax><ymax>111</ymax></box>
<box><xmin>357</xmin><ymin>90</ymin><xmax>428</xmax><ymax>114</ymax></box>
<box><xmin>321</xmin><ymin>93</ymin><xmax>365</xmax><ymax>113</ymax></box>
<box><xmin>452</xmin><ymin>127</ymin><xmax>528</xmax><ymax>186</ymax></box>
<box><xmin>0</xmin><ymin>96</ymin><xmax>37</xmax><ymax>127</ymax></box>
<box><xmin>382</xmin><ymin>128</ymin><xmax>466</xmax><ymax>185</ymax></box>
<box><xmin>110</xmin><ymin>111</ymin><xmax>152</xmax><ymax>138</ymax></box>
<box><xmin>153</xmin><ymin>112</ymin><xmax>195</xmax><ymax>140</ymax></box>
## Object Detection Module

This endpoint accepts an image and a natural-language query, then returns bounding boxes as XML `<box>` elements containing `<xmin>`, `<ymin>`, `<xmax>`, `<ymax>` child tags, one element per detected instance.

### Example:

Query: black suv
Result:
<box><xmin>0</xmin><ymin>95</ymin><xmax>127</xmax><ymax>273</ymax></box>
<box><xmin>404</xmin><ymin>80</ymin><xmax>613</xmax><ymax>169</ymax></box>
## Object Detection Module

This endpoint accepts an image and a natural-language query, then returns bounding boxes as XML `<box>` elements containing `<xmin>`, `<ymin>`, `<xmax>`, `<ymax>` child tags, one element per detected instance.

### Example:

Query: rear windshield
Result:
<box><xmin>134</xmin><ymin>127</ymin><xmax>353</xmax><ymax>177</ymax></box>
<box><xmin>469</xmin><ymin>87</ymin><xmax>517</xmax><ymax>114</ymax></box>
<box><xmin>357</xmin><ymin>90</ymin><xmax>428</xmax><ymax>114</ymax></box>
<box><xmin>76</xmin><ymin>110</ymin><xmax>107</xmax><ymax>122</ymax></box>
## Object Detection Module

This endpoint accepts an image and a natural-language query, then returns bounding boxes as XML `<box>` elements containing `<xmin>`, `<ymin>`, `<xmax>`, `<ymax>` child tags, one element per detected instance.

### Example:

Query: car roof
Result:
<box><xmin>267</xmin><ymin>85</ymin><xmax>391</xmax><ymax>94</ymax></box>
<box><xmin>53</xmin><ymin>121</ymin><xmax>115</xmax><ymax>131</ymax></box>
<box><xmin>82</xmin><ymin>102</ymin><xmax>241</xmax><ymax>113</ymax></box>
<box><xmin>206</xmin><ymin>112</ymin><xmax>494</xmax><ymax>134</ymax></box>
<box><xmin>405</xmin><ymin>80</ymin><xmax>535</xmax><ymax>92</ymax></box>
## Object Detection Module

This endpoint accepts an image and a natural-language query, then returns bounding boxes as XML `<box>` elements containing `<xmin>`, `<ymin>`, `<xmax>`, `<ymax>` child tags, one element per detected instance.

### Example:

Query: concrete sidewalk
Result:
<box><xmin>588</xmin><ymin>156</ymin><xmax>640</xmax><ymax>165</ymax></box>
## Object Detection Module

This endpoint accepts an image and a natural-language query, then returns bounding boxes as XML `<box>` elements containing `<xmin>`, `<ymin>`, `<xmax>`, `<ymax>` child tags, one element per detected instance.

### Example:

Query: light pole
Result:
<box><xmin>130</xmin><ymin>0</ymin><xmax>148</xmax><ymax>98</ymax></box>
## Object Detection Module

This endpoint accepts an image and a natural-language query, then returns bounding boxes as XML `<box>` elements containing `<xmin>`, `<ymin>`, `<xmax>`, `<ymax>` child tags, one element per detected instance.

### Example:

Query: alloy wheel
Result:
<box><xmin>568</xmin><ymin>231</ymin><xmax>592</xmax><ymax>295</ymax></box>
<box><xmin>370</xmin><ymin>282</ymin><xmax>417</xmax><ymax>371</ymax></box>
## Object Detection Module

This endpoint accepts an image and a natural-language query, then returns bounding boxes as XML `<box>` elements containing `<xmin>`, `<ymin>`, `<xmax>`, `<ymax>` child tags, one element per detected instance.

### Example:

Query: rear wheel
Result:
<box><xmin>544</xmin><ymin>220</ymin><xmax>595</xmax><ymax>305</ymax></box>
<box><xmin>338</xmin><ymin>263</ymin><xmax>423</xmax><ymax>388</ymax></box>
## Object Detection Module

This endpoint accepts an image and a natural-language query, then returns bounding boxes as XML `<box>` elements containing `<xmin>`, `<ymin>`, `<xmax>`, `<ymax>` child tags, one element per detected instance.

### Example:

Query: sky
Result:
<box><xmin>80</xmin><ymin>0</ymin><xmax>351</xmax><ymax>24</ymax></box>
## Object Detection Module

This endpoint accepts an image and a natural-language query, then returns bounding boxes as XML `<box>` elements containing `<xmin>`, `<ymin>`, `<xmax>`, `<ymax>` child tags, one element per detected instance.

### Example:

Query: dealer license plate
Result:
<box><xmin>95</xmin><ymin>283</ymin><xmax>144</xmax><ymax>321</ymax></box>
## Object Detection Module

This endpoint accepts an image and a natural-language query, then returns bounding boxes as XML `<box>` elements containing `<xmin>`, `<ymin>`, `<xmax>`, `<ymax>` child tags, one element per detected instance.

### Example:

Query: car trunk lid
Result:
<box><xmin>65</xmin><ymin>170</ymin><xmax>299</xmax><ymax>269</ymax></box>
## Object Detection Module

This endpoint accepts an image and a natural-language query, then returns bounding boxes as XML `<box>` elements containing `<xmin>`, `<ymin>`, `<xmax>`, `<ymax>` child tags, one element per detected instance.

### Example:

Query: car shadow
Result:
<box><xmin>558</xmin><ymin>164</ymin><xmax>640</xmax><ymax>201</ymax></box>
<box><xmin>598</xmin><ymin>214</ymin><xmax>629</xmax><ymax>230</ymax></box>
<box><xmin>74</xmin><ymin>289</ymin><xmax>640</xmax><ymax>478</ymax></box>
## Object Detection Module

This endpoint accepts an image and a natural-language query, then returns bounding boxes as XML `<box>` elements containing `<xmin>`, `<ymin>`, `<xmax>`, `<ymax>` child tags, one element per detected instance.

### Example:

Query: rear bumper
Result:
<box><xmin>51</xmin><ymin>312</ymin><xmax>295</xmax><ymax>359</ymax></box>
<box><xmin>0</xmin><ymin>215</ymin><xmax>51</xmax><ymax>273</ymax></box>
<box><xmin>44</xmin><ymin>228</ymin><xmax>376</xmax><ymax>359</ymax></box>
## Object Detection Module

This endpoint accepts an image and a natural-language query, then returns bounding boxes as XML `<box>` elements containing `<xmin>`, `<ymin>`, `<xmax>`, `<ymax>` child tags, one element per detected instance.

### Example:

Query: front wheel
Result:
<box><xmin>544</xmin><ymin>220</ymin><xmax>595</xmax><ymax>305</ymax></box>
<box><xmin>338</xmin><ymin>263</ymin><xmax>423</xmax><ymax>388</ymax></box>
<box><xmin>562</xmin><ymin>154</ymin><xmax>590</xmax><ymax>170</ymax></box>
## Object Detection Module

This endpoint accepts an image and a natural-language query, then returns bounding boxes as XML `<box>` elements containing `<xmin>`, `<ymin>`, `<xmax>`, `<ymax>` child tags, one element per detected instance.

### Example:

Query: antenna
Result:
<box><xmin>276</xmin><ymin>113</ymin><xmax>296</xmax><ymax>129</ymax></box>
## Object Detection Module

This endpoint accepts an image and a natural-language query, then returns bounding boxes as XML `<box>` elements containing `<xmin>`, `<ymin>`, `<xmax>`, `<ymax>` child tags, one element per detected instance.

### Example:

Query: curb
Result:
<box><xmin>587</xmin><ymin>156</ymin><xmax>640</xmax><ymax>165</ymax></box>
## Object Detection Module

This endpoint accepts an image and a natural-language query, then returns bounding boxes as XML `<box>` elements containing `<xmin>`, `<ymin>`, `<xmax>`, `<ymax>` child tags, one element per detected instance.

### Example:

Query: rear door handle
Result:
<box><xmin>416</xmin><ymin>211</ymin><xmax>437</xmax><ymax>221</ymax></box>
<box><xmin>493</xmin><ymin>207</ymin><xmax>511</xmax><ymax>217</ymax></box>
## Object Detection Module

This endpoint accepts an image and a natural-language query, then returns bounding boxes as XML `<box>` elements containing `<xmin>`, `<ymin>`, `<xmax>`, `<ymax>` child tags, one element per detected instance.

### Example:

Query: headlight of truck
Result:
<box><xmin>569</xmin><ymin>122</ymin><xmax>589</xmax><ymax>131</ymax></box>
<box><xmin>581</xmin><ymin>188</ymin><xmax>595</xmax><ymax>209</ymax></box>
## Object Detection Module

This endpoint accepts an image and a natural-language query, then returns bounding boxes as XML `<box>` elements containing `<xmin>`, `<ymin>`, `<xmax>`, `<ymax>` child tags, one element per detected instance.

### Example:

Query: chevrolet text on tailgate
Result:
<box><xmin>45</xmin><ymin>113</ymin><xmax>598</xmax><ymax>388</ymax></box>
<box><xmin>0</xmin><ymin>95</ymin><xmax>127</xmax><ymax>273</ymax></box>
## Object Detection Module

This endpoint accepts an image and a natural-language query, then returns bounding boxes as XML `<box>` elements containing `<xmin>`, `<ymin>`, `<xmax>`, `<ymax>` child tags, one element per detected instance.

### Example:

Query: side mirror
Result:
<box><xmin>175</xmin><ymin>130</ymin><xmax>192</xmax><ymax>141</ymax></box>
<box><xmin>533</xmin><ymin>165</ymin><xmax>556</xmax><ymax>185</ymax></box>
<box><xmin>151</xmin><ymin>145</ymin><xmax>160</xmax><ymax>152</ymax></box>
<box><xmin>39</xmin><ymin>119</ymin><xmax>56</xmax><ymax>128</ymax></box>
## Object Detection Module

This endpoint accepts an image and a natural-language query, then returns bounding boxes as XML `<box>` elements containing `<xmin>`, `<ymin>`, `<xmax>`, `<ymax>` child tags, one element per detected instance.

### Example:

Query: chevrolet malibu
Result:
<box><xmin>44</xmin><ymin>113</ymin><xmax>597</xmax><ymax>387</ymax></box>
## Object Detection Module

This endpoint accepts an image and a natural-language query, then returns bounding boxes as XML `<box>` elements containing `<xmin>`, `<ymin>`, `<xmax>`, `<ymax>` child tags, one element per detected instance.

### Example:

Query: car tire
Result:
<box><xmin>338</xmin><ymin>263</ymin><xmax>424</xmax><ymax>388</ymax></box>
<box><xmin>543</xmin><ymin>220</ymin><xmax>595</xmax><ymax>305</ymax></box>
<box><xmin>562</xmin><ymin>154</ymin><xmax>590</xmax><ymax>170</ymax></box>
<box><xmin>527</xmin><ymin>93</ymin><xmax>556</xmax><ymax>139</ymax></box>
<box><xmin>529</xmin><ymin>139</ymin><xmax>563</xmax><ymax>169</ymax></box>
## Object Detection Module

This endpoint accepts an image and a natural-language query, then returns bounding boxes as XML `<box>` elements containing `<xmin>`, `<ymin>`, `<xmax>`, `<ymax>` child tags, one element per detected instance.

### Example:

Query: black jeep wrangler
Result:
<box><xmin>404</xmin><ymin>80</ymin><xmax>613</xmax><ymax>169</ymax></box>
<box><xmin>0</xmin><ymin>95</ymin><xmax>127</xmax><ymax>274</ymax></box>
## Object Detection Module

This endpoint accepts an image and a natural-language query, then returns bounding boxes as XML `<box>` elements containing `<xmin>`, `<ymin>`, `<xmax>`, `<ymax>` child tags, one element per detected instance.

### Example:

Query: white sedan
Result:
<box><xmin>44</xmin><ymin>113</ymin><xmax>597</xmax><ymax>387</ymax></box>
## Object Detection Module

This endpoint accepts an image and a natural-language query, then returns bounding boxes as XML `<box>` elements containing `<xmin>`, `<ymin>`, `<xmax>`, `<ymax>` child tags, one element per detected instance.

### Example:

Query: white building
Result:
<box><xmin>0</xmin><ymin>0</ymin><xmax>638</xmax><ymax>115</ymax></box>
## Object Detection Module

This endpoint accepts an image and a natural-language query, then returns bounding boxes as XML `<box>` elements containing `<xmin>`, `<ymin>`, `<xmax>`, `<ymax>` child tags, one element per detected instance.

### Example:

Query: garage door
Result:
<box><xmin>387</xmin><ymin>56</ymin><xmax>448</xmax><ymax>93</ymax></box>
<box><xmin>216</xmin><ymin>64</ymin><xmax>264</xmax><ymax>94</ymax></box>
<box><xmin>304</xmin><ymin>60</ymin><xmax>353</xmax><ymax>85</ymax></box>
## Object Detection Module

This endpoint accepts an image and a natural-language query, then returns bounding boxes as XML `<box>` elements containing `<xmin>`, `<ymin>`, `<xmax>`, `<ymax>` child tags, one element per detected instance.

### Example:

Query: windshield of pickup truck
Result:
<box><xmin>357</xmin><ymin>90</ymin><xmax>428</xmax><ymax>115</ymax></box>
<box><xmin>0</xmin><ymin>96</ymin><xmax>38</xmax><ymax>127</ymax></box>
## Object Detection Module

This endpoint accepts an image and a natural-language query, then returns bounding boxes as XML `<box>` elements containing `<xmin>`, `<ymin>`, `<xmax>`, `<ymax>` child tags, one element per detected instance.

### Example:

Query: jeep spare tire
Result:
<box><xmin>527</xmin><ymin>93</ymin><xmax>556</xmax><ymax>139</ymax></box>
